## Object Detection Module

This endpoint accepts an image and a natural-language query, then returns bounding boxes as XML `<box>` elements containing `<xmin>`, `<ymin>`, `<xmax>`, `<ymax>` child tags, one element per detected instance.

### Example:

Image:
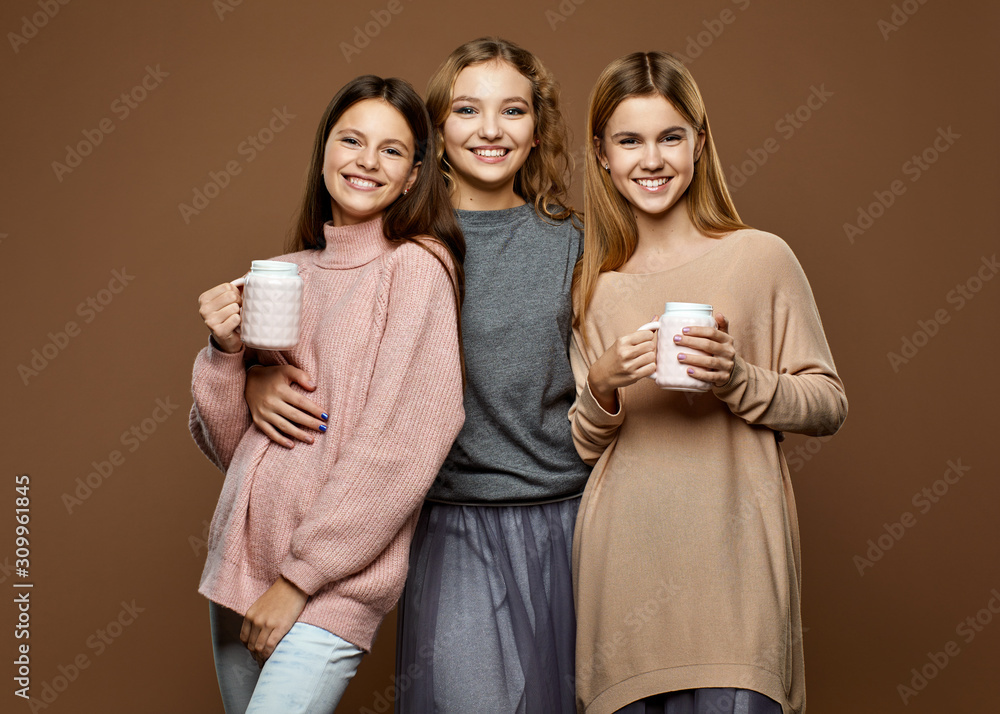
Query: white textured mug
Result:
<box><xmin>231</xmin><ymin>260</ymin><xmax>303</xmax><ymax>350</ymax></box>
<box><xmin>638</xmin><ymin>302</ymin><xmax>715</xmax><ymax>392</ymax></box>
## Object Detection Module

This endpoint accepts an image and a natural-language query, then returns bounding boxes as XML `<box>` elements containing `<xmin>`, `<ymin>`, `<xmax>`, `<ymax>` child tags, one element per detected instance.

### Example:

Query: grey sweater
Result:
<box><xmin>427</xmin><ymin>203</ymin><xmax>591</xmax><ymax>503</ymax></box>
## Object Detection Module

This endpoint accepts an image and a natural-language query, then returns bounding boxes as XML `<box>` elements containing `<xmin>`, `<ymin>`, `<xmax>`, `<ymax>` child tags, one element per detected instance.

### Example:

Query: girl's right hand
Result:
<box><xmin>587</xmin><ymin>327</ymin><xmax>657</xmax><ymax>413</ymax></box>
<box><xmin>245</xmin><ymin>365</ymin><xmax>328</xmax><ymax>448</ymax></box>
<box><xmin>197</xmin><ymin>282</ymin><xmax>244</xmax><ymax>354</ymax></box>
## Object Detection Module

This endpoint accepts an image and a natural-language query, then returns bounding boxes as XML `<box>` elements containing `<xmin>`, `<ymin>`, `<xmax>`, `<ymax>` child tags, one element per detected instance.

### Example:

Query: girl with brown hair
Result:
<box><xmin>190</xmin><ymin>75</ymin><xmax>464</xmax><ymax>713</ymax></box>
<box><xmin>570</xmin><ymin>52</ymin><xmax>847</xmax><ymax>714</ymax></box>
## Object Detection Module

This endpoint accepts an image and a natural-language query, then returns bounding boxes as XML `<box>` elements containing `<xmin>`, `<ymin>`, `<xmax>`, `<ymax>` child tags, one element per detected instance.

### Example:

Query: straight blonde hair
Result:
<box><xmin>574</xmin><ymin>52</ymin><xmax>749</xmax><ymax>340</ymax></box>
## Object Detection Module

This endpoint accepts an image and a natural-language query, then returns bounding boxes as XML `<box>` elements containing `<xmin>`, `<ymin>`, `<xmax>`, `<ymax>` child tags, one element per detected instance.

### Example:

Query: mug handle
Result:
<box><xmin>230</xmin><ymin>274</ymin><xmax>249</xmax><ymax>336</ymax></box>
<box><xmin>637</xmin><ymin>321</ymin><xmax>660</xmax><ymax>381</ymax></box>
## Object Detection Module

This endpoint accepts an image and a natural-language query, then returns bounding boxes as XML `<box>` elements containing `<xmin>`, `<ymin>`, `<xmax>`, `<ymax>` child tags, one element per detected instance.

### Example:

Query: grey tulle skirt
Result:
<box><xmin>614</xmin><ymin>688</ymin><xmax>782</xmax><ymax>714</ymax></box>
<box><xmin>395</xmin><ymin>497</ymin><xmax>580</xmax><ymax>714</ymax></box>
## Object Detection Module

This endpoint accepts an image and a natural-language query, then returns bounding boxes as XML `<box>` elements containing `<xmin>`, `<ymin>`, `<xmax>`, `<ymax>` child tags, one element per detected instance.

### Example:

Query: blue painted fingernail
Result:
<box><xmin>320</xmin><ymin>413</ymin><xmax>329</xmax><ymax>421</ymax></box>
<box><xmin>318</xmin><ymin>424</ymin><xmax>327</xmax><ymax>433</ymax></box>
<box><xmin>682</xmin><ymin>327</ymin><xmax>690</xmax><ymax>334</ymax></box>
<box><xmin>673</xmin><ymin>335</ymin><xmax>681</xmax><ymax>342</ymax></box>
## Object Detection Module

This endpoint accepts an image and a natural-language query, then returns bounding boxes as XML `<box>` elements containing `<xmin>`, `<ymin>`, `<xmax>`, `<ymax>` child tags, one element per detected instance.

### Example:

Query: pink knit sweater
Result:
<box><xmin>189</xmin><ymin>217</ymin><xmax>464</xmax><ymax>651</ymax></box>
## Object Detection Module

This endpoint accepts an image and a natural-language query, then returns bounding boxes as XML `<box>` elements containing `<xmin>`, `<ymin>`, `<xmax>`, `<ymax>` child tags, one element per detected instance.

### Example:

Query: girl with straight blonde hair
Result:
<box><xmin>570</xmin><ymin>52</ymin><xmax>847</xmax><ymax>714</ymax></box>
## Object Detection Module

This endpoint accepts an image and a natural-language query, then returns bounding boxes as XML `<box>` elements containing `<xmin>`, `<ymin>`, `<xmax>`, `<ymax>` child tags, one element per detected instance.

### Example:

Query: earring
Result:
<box><xmin>603</xmin><ymin>164</ymin><xmax>610</xmax><ymax>172</ymax></box>
<box><xmin>403</xmin><ymin>188</ymin><xmax>410</xmax><ymax>195</ymax></box>
<box><xmin>533</xmin><ymin>138</ymin><xmax>540</xmax><ymax>147</ymax></box>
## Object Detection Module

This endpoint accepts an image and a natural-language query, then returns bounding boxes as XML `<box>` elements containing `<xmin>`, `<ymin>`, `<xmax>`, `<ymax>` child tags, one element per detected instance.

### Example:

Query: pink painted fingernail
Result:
<box><xmin>682</xmin><ymin>327</ymin><xmax>690</xmax><ymax>334</ymax></box>
<box><xmin>673</xmin><ymin>335</ymin><xmax>681</xmax><ymax>342</ymax></box>
<box><xmin>687</xmin><ymin>368</ymin><xmax>695</xmax><ymax>375</ymax></box>
<box><xmin>677</xmin><ymin>354</ymin><xmax>686</xmax><ymax>361</ymax></box>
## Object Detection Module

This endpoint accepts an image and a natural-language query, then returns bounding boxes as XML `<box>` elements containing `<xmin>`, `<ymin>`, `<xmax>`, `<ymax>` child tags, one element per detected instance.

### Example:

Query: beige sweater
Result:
<box><xmin>569</xmin><ymin>230</ymin><xmax>847</xmax><ymax>714</ymax></box>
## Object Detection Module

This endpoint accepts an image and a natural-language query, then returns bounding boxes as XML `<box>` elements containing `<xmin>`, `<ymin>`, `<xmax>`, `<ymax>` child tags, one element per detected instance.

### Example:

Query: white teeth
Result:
<box><xmin>473</xmin><ymin>148</ymin><xmax>507</xmax><ymax>157</ymax></box>
<box><xmin>636</xmin><ymin>177</ymin><xmax>669</xmax><ymax>188</ymax></box>
<box><xmin>347</xmin><ymin>176</ymin><xmax>379</xmax><ymax>188</ymax></box>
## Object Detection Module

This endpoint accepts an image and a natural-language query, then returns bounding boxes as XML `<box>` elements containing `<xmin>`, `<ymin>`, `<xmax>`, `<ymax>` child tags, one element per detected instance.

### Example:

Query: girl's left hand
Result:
<box><xmin>240</xmin><ymin>576</ymin><xmax>308</xmax><ymax>665</ymax></box>
<box><xmin>672</xmin><ymin>312</ymin><xmax>736</xmax><ymax>387</ymax></box>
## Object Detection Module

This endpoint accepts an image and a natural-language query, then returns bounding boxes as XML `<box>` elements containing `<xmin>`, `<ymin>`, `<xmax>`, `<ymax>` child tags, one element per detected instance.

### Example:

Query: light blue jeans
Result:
<box><xmin>209</xmin><ymin>602</ymin><xmax>364</xmax><ymax>713</ymax></box>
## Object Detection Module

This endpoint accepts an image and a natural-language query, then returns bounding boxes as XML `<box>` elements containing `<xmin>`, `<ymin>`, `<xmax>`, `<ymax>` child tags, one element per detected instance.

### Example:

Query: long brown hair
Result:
<box><xmin>574</xmin><ymin>52</ymin><xmax>749</xmax><ymax>339</ymax></box>
<box><xmin>425</xmin><ymin>37</ymin><xmax>576</xmax><ymax>222</ymax></box>
<box><xmin>288</xmin><ymin>75</ymin><xmax>466</xmax><ymax>377</ymax></box>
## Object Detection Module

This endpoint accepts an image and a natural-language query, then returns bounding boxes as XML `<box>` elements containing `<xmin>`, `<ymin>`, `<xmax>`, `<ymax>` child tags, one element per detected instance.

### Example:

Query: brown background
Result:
<box><xmin>2</xmin><ymin>0</ymin><xmax>998</xmax><ymax>712</ymax></box>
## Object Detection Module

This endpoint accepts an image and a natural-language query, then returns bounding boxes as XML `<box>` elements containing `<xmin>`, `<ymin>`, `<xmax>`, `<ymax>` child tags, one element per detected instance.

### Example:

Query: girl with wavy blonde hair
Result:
<box><xmin>393</xmin><ymin>36</ymin><xmax>588</xmax><ymax>713</ymax></box>
<box><xmin>425</xmin><ymin>36</ymin><xmax>577</xmax><ymax>222</ymax></box>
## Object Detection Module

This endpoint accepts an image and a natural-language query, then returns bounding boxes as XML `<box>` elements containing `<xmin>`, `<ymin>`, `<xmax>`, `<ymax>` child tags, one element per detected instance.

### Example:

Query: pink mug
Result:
<box><xmin>638</xmin><ymin>302</ymin><xmax>714</xmax><ymax>392</ymax></box>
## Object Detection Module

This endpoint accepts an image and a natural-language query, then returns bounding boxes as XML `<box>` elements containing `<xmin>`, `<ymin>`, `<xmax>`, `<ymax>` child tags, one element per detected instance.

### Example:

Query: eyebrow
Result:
<box><xmin>610</xmin><ymin>126</ymin><xmax>687</xmax><ymax>140</ymax></box>
<box><xmin>451</xmin><ymin>95</ymin><xmax>530</xmax><ymax>105</ymax></box>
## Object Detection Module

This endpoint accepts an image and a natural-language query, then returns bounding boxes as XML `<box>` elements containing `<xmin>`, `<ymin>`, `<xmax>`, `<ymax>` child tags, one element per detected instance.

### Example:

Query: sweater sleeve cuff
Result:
<box><xmin>279</xmin><ymin>556</ymin><xmax>327</xmax><ymax>597</ymax></box>
<box><xmin>208</xmin><ymin>335</ymin><xmax>246</xmax><ymax>357</ymax></box>
<box><xmin>579</xmin><ymin>378</ymin><xmax>625</xmax><ymax>427</ymax></box>
<box><xmin>713</xmin><ymin>353</ymin><xmax>747</xmax><ymax>398</ymax></box>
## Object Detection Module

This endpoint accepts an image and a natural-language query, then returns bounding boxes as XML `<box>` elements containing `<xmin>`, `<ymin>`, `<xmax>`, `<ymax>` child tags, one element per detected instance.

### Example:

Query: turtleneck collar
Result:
<box><xmin>312</xmin><ymin>216</ymin><xmax>393</xmax><ymax>269</ymax></box>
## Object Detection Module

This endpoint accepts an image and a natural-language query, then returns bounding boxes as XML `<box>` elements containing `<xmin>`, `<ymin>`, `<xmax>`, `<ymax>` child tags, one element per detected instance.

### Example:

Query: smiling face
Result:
<box><xmin>442</xmin><ymin>60</ymin><xmax>536</xmax><ymax>205</ymax></box>
<box><xmin>597</xmin><ymin>94</ymin><xmax>705</xmax><ymax>222</ymax></box>
<box><xmin>323</xmin><ymin>98</ymin><xmax>419</xmax><ymax>226</ymax></box>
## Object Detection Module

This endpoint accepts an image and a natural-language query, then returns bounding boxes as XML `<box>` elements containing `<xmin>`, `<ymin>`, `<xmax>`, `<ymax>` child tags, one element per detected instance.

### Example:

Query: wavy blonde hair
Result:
<box><xmin>573</xmin><ymin>51</ymin><xmax>749</xmax><ymax>340</ymax></box>
<box><xmin>425</xmin><ymin>37</ymin><xmax>576</xmax><ymax>222</ymax></box>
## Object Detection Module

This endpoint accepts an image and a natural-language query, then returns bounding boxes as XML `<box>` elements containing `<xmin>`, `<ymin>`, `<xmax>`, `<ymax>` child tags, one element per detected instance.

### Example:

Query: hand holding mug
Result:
<box><xmin>636</xmin><ymin>303</ymin><xmax>735</xmax><ymax>392</ymax></box>
<box><xmin>671</xmin><ymin>312</ymin><xmax>735</xmax><ymax>388</ymax></box>
<box><xmin>587</xmin><ymin>326</ymin><xmax>657</xmax><ymax>413</ymax></box>
<box><xmin>198</xmin><ymin>281</ymin><xmax>245</xmax><ymax>354</ymax></box>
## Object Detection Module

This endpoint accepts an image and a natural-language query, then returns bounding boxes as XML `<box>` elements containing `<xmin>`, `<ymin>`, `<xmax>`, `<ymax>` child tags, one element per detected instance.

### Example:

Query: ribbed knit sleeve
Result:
<box><xmin>713</xmin><ymin>234</ymin><xmax>848</xmax><ymax>436</ymax></box>
<box><xmin>568</xmin><ymin>331</ymin><xmax>625</xmax><ymax>466</ymax></box>
<box><xmin>280</xmin><ymin>244</ymin><xmax>464</xmax><ymax>595</ymax></box>
<box><xmin>189</xmin><ymin>340</ymin><xmax>253</xmax><ymax>473</ymax></box>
